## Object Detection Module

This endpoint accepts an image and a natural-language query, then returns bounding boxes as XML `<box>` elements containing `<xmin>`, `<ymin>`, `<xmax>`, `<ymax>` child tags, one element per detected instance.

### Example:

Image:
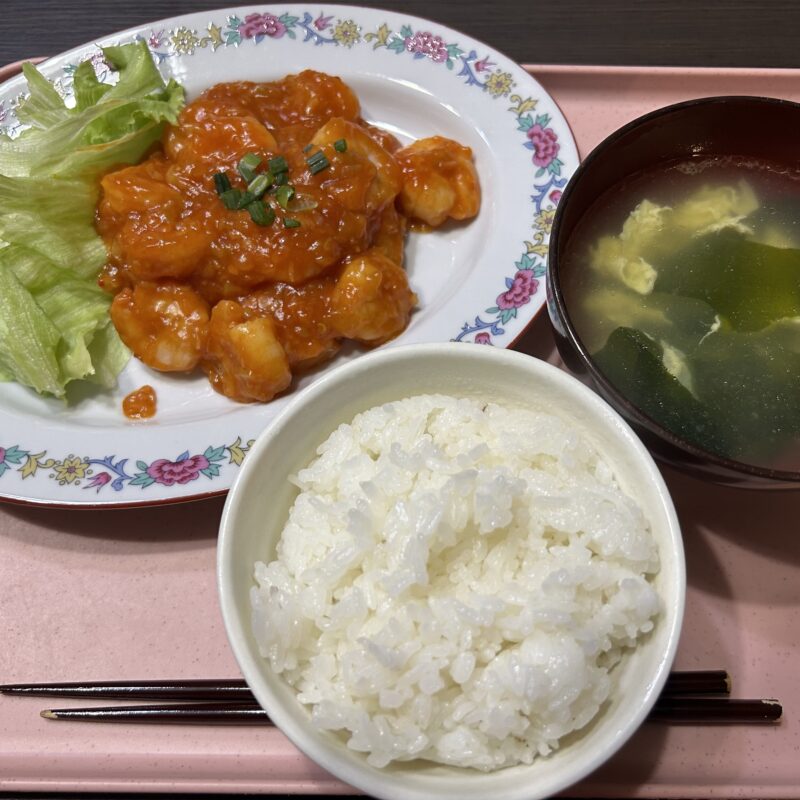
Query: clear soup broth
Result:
<box><xmin>563</xmin><ymin>156</ymin><xmax>800</xmax><ymax>472</ymax></box>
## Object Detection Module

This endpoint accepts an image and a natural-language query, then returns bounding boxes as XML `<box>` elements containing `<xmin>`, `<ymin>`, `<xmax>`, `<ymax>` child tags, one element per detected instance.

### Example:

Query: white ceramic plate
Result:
<box><xmin>0</xmin><ymin>4</ymin><xmax>578</xmax><ymax>507</ymax></box>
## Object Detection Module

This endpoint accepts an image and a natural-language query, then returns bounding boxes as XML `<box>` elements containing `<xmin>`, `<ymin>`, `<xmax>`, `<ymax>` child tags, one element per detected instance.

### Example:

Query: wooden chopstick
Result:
<box><xmin>37</xmin><ymin>697</ymin><xmax>782</xmax><ymax>726</ymax></box>
<box><xmin>648</xmin><ymin>698</ymin><xmax>782</xmax><ymax>723</ymax></box>
<box><xmin>0</xmin><ymin>678</ymin><xmax>252</xmax><ymax>702</ymax></box>
<box><xmin>0</xmin><ymin>669</ymin><xmax>732</xmax><ymax>702</ymax></box>
<box><xmin>658</xmin><ymin>669</ymin><xmax>730</xmax><ymax>696</ymax></box>
<box><xmin>40</xmin><ymin>702</ymin><xmax>271</xmax><ymax>725</ymax></box>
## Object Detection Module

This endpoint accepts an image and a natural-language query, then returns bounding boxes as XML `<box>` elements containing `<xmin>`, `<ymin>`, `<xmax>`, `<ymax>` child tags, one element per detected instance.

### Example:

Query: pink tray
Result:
<box><xmin>2</xmin><ymin>64</ymin><xmax>800</xmax><ymax>796</ymax></box>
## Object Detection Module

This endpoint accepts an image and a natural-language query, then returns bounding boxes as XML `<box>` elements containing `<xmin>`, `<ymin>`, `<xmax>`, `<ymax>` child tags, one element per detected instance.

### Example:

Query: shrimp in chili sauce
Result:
<box><xmin>97</xmin><ymin>70</ymin><xmax>480</xmax><ymax>404</ymax></box>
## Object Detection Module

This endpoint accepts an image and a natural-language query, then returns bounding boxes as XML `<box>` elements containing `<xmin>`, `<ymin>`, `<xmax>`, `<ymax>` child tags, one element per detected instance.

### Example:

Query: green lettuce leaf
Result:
<box><xmin>0</xmin><ymin>82</ymin><xmax>183</xmax><ymax>179</ymax></box>
<box><xmin>0</xmin><ymin>40</ymin><xmax>186</xmax><ymax>399</ymax></box>
<box><xmin>0</xmin><ymin>176</ymin><xmax>106</xmax><ymax>277</ymax></box>
<box><xmin>81</xmin><ymin>320</ymin><xmax>130</xmax><ymax>388</ymax></box>
<box><xmin>72</xmin><ymin>61</ymin><xmax>113</xmax><ymax>111</ymax></box>
<box><xmin>0</xmin><ymin>263</ymin><xmax>63</xmax><ymax>395</ymax></box>
<box><xmin>1</xmin><ymin>40</ymin><xmax>183</xmax><ymax>180</ymax></box>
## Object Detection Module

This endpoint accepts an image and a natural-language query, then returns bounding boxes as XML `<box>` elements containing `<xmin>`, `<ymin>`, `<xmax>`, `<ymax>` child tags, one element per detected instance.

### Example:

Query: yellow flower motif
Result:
<box><xmin>170</xmin><ymin>26</ymin><xmax>200</xmax><ymax>55</ymax></box>
<box><xmin>227</xmin><ymin>436</ymin><xmax>248</xmax><ymax>467</ymax></box>
<box><xmin>365</xmin><ymin>22</ymin><xmax>391</xmax><ymax>49</ymax></box>
<box><xmin>205</xmin><ymin>23</ymin><xmax>224</xmax><ymax>51</ymax></box>
<box><xmin>509</xmin><ymin>94</ymin><xmax>537</xmax><ymax>116</ymax></box>
<box><xmin>333</xmin><ymin>19</ymin><xmax>360</xmax><ymax>48</ymax></box>
<box><xmin>54</xmin><ymin>456</ymin><xmax>89</xmax><ymax>485</ymax></box>
<box><xmin>534</xmin><ymin>208</ymin><xmax>556</xmax><ymax>235</ymax></box>
<box><xmin>484</xmin><ymin>70</ymin><xmax>514</xmax><ymax>98</ymax></box>
<box><xmin>20</xmin><ymin>451</ymin><xmax>56</xmax><ymax>480</ymax></box>
<box><xmin>525</xmin><ymin>232</ymin><xmax>549</xmax><ymax>259</ymax></box>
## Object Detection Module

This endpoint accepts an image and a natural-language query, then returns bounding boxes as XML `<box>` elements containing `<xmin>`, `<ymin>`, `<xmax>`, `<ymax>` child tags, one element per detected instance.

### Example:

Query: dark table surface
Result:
<box><xmin>1</xmin><ymin>2</ymin><xmax>798</xmax><ymax>799</ymax></box>
<box><xmin>2</xmin><ymin>0</ymin><xmax>800</xmax><ymax>69</ymax></box>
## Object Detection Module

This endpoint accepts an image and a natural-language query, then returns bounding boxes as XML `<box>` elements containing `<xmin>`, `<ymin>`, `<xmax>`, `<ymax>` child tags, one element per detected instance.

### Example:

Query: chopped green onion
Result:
<box><xmin>283</xmin><ymin>217</ymin><xmax>301</xmax><ymax>228</ymax></box>
<box><xmin>213</xmin><ymin>172</ymin><xmax>232</xmax><ymax>195</ymax></box>
<box><xmin>268</xmin><ymin>155</ymin><xmax>288</xmax><ymax>175</ymax></box>
<box><xmin>333</xmin><ymin>138</ymin><xmax>347</xmax><ymax>153</ymax></box>
<box><xmin>287</xmin><ymin>195</ymin><xmax>318</xmax><ymax>213</ymax></box>
<box><xmin>237</xmin><ymin>191</ymin><xmax>256</xmax><ymax>208</ymax></box>
<box><xmin>307</xmin><ymin>150</ymin><xmax>330</xmax><ymax>175</ymax></box>
<box><xmin>220</xmin><ymin>188</ymin><xmax>243</xmax><ymax>210</ymax></box>
<box><xmin>302</xmin><ymin>143</ymin><xmax>313</xmax><ymax>153</ymax></box>
<box><xmin>246</xmin><ymin>200</ymin><xmax>276</xmax><ymax>226</ymax></box>
<box><xmin>238</xmin><ymin>153</ymin><xmax>261</xmax><ymax>182</ymax></box>
<box><xmin>275</xmin><ymin>184</ymin><xmax>296</xmax><ymax>209</ymax></box>
<box><xmin>220</xmin><ymin>189</ymin><xmax>257</xmax><ymax>210</ymax></box>
<box><xmin>247</xmin><ymin>172</ymin><xmax>272</xmax><ymax>198</ymax></box>
<box><xmin>273</xmin><ymin>171</ymin><xmax>289</xmax><ymax>186</ymax></box>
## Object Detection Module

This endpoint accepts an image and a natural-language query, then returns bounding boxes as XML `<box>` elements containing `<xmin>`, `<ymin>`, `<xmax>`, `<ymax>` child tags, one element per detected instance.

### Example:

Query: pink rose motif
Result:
<box><xmin>147</xmin><ymin>454</ymin><xmax>210</xmax><ymax>486</ymax></box>
<box><xmin>474</xmin><ymin>332</ymin><xmax>493</xmax><ymax>345</ymax></box>
<box><xmin>0</xmin><ymin>447</ymin><xmax>5</xmax><ymax>463</ymax></box>
<box><xmin>405</xmin><ymin>31</ymin><xmax>449</xmax><ymax>63</ymax></box>
<box><xmin>239</xmin><ymin>13</ymin><xmax>287</xmax><ymax>39</ymax></box>
<box><xmin>527</xmin><ymin>124</ymin><xmax>560</xmax><ymax>168</ymax></box>
<box><xmin>496</xmin><ymin>270</ymin><xmax>539</xmax><ymax>310</ymax></box>
<box><xmin>549</xmin><ymin>189</ymin><xmax>563</xmax><ymax>204</ymax></box>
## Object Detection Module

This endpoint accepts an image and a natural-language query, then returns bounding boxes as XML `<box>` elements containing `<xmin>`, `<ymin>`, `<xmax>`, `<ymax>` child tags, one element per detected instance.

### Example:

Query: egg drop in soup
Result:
<box><xmin>562</xmin><ymin>157</ymin><xmax>800</xmax><ymax>472</ymax></box>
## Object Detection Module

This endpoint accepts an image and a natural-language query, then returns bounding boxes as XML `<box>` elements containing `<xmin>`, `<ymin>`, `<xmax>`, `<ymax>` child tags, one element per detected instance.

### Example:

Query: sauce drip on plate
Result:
<box><xmin>122</xmin><ymin>384</ymin><xmax>157</xmax><ymax>420</ymax></box>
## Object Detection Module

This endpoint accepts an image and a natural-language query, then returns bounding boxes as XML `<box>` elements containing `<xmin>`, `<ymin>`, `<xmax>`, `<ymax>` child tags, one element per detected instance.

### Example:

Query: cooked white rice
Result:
<box><xmin>251</xmin><ymin>394</ymin><xmax>660</xmax><ymax>771</ymax></box>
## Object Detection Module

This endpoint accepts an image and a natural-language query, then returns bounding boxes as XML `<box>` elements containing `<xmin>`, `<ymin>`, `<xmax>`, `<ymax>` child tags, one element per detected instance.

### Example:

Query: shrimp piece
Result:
<box><xmin>164</xmin><ymin>114</ymin><xmax>279</xmax><ymax>177</ymax></box>
<box><xmin>330</xmin><ymin>249</ymin><xmax>417</xmax><ymax>345</ymax></box>
<box><xmin>370</xmin><ymin>202</ymin><xmax>407</xmax><ymax>266</ymax></box>
<box><xmin>239</xmin><ymin>278</ymin><xmax>340</xmax><ymax>370</ymax></box>
<box><xmin>202</xmin><ymin>300</ymin><xmax>292</xmax><ymax>402</ymax></box>
<box><xmin>98</xmin><ymin>155</ymin><xmax>180</xmax><ymax>217</ymax></box>
<box><xmin>395</xmin><ymin>136</ymin><xmax>480</xmax><ymax>227</ymax></box>
<box><xmin>310</xmin><ymin>118</ymin><xmax>402</xmax><ymax>214</ymax></box>
<box><xmin>110</xmin><ymin>282</ymin><xmax>210</xmax><ymax>372</ymax></box>
<box><xmin>114</xmin><ymin>213</ymin><xmax>215</xmax><ymax>282</ymax></box>
<box><xmin>98</xmin><ymin>158</ymin><xmax>215</xmax><ymax>282</ymax></box>
<box><xmin>197</xmin><ymin>71</ymin><xmax>361</xmax><ymax>129</ymax></box>
<box><xmin>281</xmin><ymin>71</ymin><xmax>361</xmax><ymax>124</ymax></box>
<box><xmin>211</xmin><ymin>185</ymin><xmax>369</xmax><ymax>286</ymax></box>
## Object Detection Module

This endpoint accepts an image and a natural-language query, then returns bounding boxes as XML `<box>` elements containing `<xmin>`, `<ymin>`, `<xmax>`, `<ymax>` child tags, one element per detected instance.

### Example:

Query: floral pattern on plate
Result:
<box><xmin>0</xmin><ymin>438</ymin><xmax>254</xmax><ymax>495</ymax></box>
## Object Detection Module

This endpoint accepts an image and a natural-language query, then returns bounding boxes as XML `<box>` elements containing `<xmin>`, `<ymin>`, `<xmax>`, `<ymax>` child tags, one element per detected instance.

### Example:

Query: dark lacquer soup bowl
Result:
<box><xmin>547</xmin><ymin>96</ymin><xmax>800</xmax><ymax>489</ymax></box>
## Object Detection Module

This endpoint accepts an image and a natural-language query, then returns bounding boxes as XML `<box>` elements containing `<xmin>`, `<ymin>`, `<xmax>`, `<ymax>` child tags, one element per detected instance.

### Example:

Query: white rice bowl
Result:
<box><xmin>251</xmin><ymin>394</ymin><xmax>661</xmax><ymax>771</ymax></box>
<box><xmin>218</xmin><ymin>343</ymin><xmax>684</xmax><ymax>800</ymax></box>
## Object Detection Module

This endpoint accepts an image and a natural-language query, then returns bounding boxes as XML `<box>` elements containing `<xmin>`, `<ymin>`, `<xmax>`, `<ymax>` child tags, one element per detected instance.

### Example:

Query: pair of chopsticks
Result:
<box><xmin>650</xmin><ymin>671</ymin><xmax>782</xmax><ymax>722</ymax></box>
<box><xmin>0</xmin><ymin>670</ymin><xmax>782</xmax><ymax>725</ymax></box>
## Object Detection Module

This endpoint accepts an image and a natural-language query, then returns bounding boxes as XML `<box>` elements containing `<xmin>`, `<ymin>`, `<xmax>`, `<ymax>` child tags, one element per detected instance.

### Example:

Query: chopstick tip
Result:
<box><xmin>40</xmin><ymin>709</ymin><xmax>58</xmax><ymax>720</ymax></box>
<box><xmin>765</xmin><ymin>699</ymin><xmax>783</xmax><ymax>719</ymax></box>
